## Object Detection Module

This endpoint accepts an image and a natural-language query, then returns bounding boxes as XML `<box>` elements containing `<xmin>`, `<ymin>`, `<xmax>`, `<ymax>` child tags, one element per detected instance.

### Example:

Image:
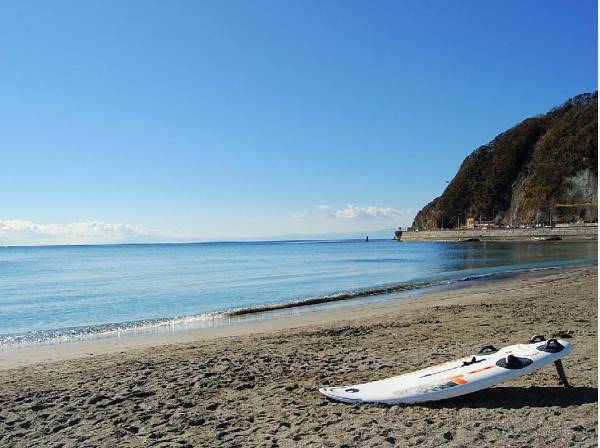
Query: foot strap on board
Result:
<box><xmin>528</xmin><ymin>334</ymin><xmax>546</xmax><ymax>343</ymax></box>
<box><xmin>554</xmin><ymin>359</ymin><xmax>572</xmax><ymax>388</ymax></box>
<box><xmin>496</xmin><ymin>354</ymin><xmax>533</xmax><ymax>369</ymax></box>
<box><xmin>537</xmin><ymin>338</ymin><xmax>564</xmax><ymax>353</ymax></box>
<box><xmin>462</xmin><ymin>356</ymin><xmax>483</xmax><ymax>366</ymax></box>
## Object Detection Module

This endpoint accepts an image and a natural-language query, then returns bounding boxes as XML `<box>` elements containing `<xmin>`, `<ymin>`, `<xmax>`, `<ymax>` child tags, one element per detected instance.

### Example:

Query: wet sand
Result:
<box><xmin>0</xmin><ymin>265</ymin><xmax>597</xmax><ymax>447</ymax></box>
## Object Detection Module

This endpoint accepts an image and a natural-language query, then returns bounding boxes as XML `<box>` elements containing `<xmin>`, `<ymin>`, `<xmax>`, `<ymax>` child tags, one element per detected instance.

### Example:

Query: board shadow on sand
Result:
<box><xmin>322</xmin><ymin>386</ymin><xmax>597</xmax><ymax>409</ymax></box>
<box><xmin>427</xmin><ymin>386</ymin><xmax>598</xmax><ymax>409</ymax></box>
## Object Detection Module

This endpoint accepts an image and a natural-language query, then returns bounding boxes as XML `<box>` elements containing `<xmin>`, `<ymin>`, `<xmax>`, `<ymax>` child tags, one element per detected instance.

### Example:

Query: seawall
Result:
<box><xmin>397</xmin><ymin>225</ymin><xmax>598</xmax><ymax>241</ymax></box>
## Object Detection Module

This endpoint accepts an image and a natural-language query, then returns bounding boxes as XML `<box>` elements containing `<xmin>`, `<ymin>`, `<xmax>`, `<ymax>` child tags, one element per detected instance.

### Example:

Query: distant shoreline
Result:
<box><xmin>397</xmin><ymin>224</ymin><xmax>598</xmax><ymax>241</ymax></box>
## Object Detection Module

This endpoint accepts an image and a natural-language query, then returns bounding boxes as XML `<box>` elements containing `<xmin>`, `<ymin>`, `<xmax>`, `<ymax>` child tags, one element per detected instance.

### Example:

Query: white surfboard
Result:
<box><xmin>319</xmin><ymin>338</ymin><xmax>572</xmax><ymax>404</ymax></box>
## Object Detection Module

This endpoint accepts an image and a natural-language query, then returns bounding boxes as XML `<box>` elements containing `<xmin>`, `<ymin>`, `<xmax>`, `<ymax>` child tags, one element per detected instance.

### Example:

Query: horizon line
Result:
<box><xmin>0</xmin><ymin>236</ymin><xmax>398</xmax><ymax>249</ymax></box>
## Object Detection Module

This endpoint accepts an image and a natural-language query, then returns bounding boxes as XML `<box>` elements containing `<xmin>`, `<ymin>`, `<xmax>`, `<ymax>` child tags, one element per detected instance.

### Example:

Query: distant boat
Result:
<box><xmin>532</xmin><ymin>236</ymin><xmax>562</xmax><ymax>241</ymax></box>
<box><xmin>366</xmin><ymin>236</ymin><xmax>369</xmax><ymax>242</ymax></box>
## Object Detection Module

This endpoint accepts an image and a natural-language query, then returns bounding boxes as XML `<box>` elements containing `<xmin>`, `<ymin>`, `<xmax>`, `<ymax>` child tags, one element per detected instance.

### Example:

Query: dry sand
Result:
<box><xmin>0</xmin><ymin>265</ymin><xmax>597</xmax><ymax>447</ymax></box>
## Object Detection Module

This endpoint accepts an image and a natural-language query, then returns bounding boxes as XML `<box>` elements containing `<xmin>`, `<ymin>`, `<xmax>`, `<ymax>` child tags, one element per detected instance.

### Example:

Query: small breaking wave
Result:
<box><xmin>227</xmin><ymin>272</ymin><xmax>497</xmax><ymax>317</ymax></box>
<box><xmin>0</xmin><ymin>311</ymin><xmax>227</xmax><ymax>351</ymax></box>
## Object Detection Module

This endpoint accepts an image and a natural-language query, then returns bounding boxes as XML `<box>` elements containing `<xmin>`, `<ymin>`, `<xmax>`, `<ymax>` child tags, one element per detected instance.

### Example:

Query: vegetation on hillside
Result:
<box><xmin>412</xmin><ymin>93</ymin><xmax>598</xmax><ymax>230</ymax></box>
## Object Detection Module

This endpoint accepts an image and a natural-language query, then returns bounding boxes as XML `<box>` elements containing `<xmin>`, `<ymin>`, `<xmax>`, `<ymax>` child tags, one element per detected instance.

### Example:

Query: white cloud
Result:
<box><xmin>316</xmin><ymin>204</ymin><xmax>336</xmax><ymax>217</ymax></box>
<box><xmin>316</xmin><ymin>204</ymin><xmax>402</xmax><ymax>220</ymax></box>
<box><xmin>0</xmin><ymin>219</ymin><xmax>160</xmax><ymax>245</ymax></box>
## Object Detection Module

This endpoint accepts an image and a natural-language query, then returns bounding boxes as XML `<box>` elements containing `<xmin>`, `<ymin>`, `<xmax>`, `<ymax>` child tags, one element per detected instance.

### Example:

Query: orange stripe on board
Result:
<box><xmin>448</xmin><ymin>375</ymin><xmax>468</xmax><ymax>385</ymax></box>
<box><xmin>467</xmin><ymin>365</ymin><xmax>495</xmax><ymax>375</ymax></box>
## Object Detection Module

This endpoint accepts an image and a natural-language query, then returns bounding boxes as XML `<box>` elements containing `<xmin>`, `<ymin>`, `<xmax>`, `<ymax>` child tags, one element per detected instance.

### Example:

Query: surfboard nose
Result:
<box><xmin>319</xmin><ymin>386</ymin><xmax>364</xmax><ymax>403</ymax></box>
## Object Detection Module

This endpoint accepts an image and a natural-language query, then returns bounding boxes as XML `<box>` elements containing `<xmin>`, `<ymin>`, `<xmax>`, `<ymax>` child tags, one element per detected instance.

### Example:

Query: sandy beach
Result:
<box><xmin>0</xmin><ymin>265</ymin><xmax>597</xmax><ymax>447</ymax></box>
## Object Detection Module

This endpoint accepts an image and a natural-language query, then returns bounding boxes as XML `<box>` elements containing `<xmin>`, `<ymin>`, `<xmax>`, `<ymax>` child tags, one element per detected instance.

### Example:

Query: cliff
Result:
<box><xmin>412</xmin><ymin>92</ymin><xmax>598</xmax><ymax>230</ymax></box>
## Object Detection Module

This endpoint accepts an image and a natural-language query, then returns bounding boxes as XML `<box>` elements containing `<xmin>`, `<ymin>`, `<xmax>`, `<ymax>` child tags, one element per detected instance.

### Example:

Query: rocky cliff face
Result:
<box><xmin>412</xmin><ymin>93</ymin><xmax>598</xmax><ymax>230</ymax></box>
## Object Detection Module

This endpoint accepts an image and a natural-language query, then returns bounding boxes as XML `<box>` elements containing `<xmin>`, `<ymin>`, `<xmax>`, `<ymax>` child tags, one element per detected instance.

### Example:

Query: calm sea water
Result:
<box><xmin>0</xmin><ymin>239</ymin><xmax>596</xmax><ymax>349</ymax></box>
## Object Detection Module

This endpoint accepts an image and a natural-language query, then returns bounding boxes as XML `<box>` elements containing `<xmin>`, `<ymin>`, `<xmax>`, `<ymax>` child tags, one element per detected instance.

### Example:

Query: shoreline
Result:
<box><xmin>2</xmin><ymin>240</ymin><xmax>596</xmax><ymax>354</ymax></box>
<box><xmin>0</xmin><ymin>270</ymin><xmax>500</xmax><ymax>353</ymax></box>
<box><xmin>0</xmin><ymin>264</ymin><xmax>594</xmax><ymax>370</ymax></box>
<box><xmin>1</xmin><ymin>259</ymin><xmax>595</xmax><ymax>355</ymax></box>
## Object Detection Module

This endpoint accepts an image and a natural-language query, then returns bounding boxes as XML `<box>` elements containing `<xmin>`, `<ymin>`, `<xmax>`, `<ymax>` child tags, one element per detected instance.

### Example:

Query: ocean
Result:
<box><xmin>0</xmin><ymin>239</ymin><xmax>596</xmax><ymax>350</ymax></box>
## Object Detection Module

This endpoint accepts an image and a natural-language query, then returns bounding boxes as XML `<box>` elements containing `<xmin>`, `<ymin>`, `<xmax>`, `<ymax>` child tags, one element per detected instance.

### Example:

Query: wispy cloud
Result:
<box><xmin>316</xmin><ymin>204</ymin><xmax>336</xmax><ymax>217</ymax></box>
<box><xmin>316</xmin><ymin>204</ymin><xmax>402</xmax><ymax>220</ymax></box>
<box><xmin>0</xmin><ymin>219</ymin><xmax>161</xmax><ymax>245</ymax></box>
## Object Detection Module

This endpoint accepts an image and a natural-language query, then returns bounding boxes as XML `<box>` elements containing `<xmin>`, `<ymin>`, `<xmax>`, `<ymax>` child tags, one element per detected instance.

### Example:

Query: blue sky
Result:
<box><xmin>0</xmin><ymin>1</ymin><xmax>597</xmax><ymax>244</ymax></box>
